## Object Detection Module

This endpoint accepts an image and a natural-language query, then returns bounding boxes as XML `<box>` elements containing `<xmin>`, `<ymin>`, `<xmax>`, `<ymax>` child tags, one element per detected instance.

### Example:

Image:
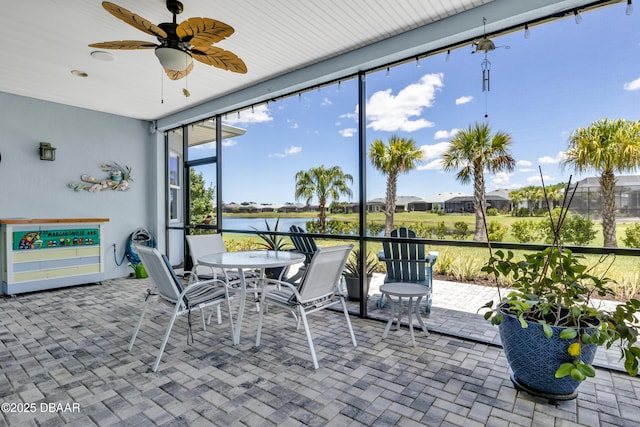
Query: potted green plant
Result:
<box><xmin>253</xmin><ymin>218</ymin><xmax>292</xmax><ymax>279</ymax></box>
<box><xmin>344</xmin><ymin>248</ymin><xmax>378</xmax><ymax>301</ymax></box>
<box><xmin>480</xmin><ymin>177</ymin><xmax>640</xmax><ymax>402</ymax></box>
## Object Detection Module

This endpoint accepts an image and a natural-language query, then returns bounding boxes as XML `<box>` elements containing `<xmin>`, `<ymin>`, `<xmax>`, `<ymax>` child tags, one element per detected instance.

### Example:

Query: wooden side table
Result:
<box><xmin>380</xmin><ymin>282</ymin><xmax>430</xmax><ymax>346</ymax></box>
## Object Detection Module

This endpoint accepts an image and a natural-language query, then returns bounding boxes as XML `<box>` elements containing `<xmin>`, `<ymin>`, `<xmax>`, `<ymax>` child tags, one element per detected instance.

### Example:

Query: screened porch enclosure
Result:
<box><xmin>161</xmin><ymin>2</ymin><xmax>640</xmax><ymax>319</ymax></box>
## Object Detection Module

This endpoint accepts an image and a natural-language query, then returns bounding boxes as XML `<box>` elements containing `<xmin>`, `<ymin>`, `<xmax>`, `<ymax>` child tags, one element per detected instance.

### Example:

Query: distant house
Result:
<box><xmin>445</xmin><ymin>191</ymin><xmax>510</xmax><ymax>213</ymax></box>
<box><xmin>260</xmin><ymin>204</ymin><xmax>277</xmax><ymax>212</ymax></box>
<box><xmin>424</xmin><ymin>192</ymin><xmax>469</xmax><ymax>212</ymax></box>
<box><xmin>345</xmin><ymin>203</ymin><xmax>360</xmax><ymax>214</ymax></box>
<box><xmin>445</xmin><ymin>195</ymin><xmax>475</xmax><ymax>213</ymax></box>
<box><xmin>331</xmin><ymin>202</ymin><xmax>361</xmax><ymax>214</ymax></box>
<box><xmin>244</xmin><ymin>203</ymin><xmax>263</xmax><ymax>213</ymax></box>
<box><xmin>367</xmin><ymin>196</ymin><xmax>424</xmax><ymax>213</ymax></box>
<box><xmin>570</xmin><ymin>175</ymin><xmax>640</xmax><ymax>217</ymax></box>
<box><xmin>486</xmin><ymin>189</ymin><xmax>511</xmax><ymax>211</ymax></box>
<box><xmin>223</xmin><ymin>202</ymin><xmax>313</xmax><ymax>213</ymax></box>
<box><xmin>396</xmin><ymin>196</ymin><xmax>424</xmax><ymax>212</ymax></box>
<box><xmin>223</xmin><ymin>202</ymin><xmax>242</xmax><ymax>213</ymax></box>
<box><xmin>367</xmin><ymin>198</ymin><xmax>385</xmax><ymax>213</ymax></box>
<box><xmin>408</xmin><ymin>199</ymin><xmax>430</xmax><ymax>211</ymax></box>
<box><xmin>278</xmin><ymin>203</ymin><xmax>306</xmax><ymax>213</ymax></box>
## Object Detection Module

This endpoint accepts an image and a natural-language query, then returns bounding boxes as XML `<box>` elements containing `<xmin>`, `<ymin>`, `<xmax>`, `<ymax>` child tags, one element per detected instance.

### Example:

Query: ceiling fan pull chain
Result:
<box><xmin>183</xmin><ymin>54</ymin><xmax>190</xmax><ymax>97</ymax></box>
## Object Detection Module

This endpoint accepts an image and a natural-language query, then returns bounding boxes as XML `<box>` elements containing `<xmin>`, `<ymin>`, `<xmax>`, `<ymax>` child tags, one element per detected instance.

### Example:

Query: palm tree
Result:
<box><xmin>544</xmin><ymin>183</ymin><xmax>566</xmax><ymax>210</ymax></box>
<box><xmin>519</xmin><ymin>185</ymin><xmax>544</xmax><ymax>216</ymax></box>
<box><xmin>562</xmin><ymin>119</ymin><xmax>640</xmax><ymax>248</ymax></box>
<box><xmin>369</xmin><ymin>135</ymin><xmax>425</xmax><ymax>236</ymax></box>
<box><xmin>294</xmin><ymin>165</ymin><xmax>353</xmax><ymax>233</ymax></box>
<box><xmin>508</xmin><ymin>189</ymin><xmax>524</xmax><ymax>215</ymax></box>
<box><xmin>442</xmin><ymin>122</ymin><xmax>515</xmax><ymax>241</ymax></box>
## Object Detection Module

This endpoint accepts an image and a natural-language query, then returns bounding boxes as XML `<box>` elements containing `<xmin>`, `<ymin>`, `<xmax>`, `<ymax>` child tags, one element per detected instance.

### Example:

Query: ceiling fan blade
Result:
<box><xmin>176</xmin><ymin>17</ymin><xmax>234</xmax><ymax>46</ymax></box>
<box><xmin>102</xmin><ymin>1</ymin><xmax>167</xmax><ymax>39</ymax></box>
<box><xmin>192</xmin><ymin>46</ymin><xmax>247</xmax><ymax>74</ymax></box>
<box><xmin>164</xmin><ymin>62</ymin><xmax>194</xmax><ymax>80</ymax></box>
<box><xmin>88</xmin><ymin>40</ymin><xmax>157</xmax><ymax>50</ymax></box>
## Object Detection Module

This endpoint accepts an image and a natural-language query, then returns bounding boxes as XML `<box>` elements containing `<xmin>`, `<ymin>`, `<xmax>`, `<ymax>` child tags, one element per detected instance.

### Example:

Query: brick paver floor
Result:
<box><xmin>0</xmin><ymin>277</ymin><xmax>639</xmax><ymax>426</ymax></box>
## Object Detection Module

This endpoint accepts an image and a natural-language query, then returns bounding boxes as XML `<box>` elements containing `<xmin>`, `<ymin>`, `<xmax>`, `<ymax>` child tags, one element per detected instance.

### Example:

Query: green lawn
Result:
<box><xmin>219</xmin><ymin>211</ymin><xmax>640</xmax><ymax>299</ymax></box>
<box><xmin>338</xmin><ymin>211</ymin><xmax>640</xmax><ymax>246</ymax></box>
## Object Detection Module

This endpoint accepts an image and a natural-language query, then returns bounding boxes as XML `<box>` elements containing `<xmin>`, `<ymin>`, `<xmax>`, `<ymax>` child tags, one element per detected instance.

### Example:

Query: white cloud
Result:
<box><xmin>455</xmin><ymin>96</ymin><xmax>473</xmax><ymax>105</ymax></box>
<box><xmin>287</xmin><ymin>119</ymin><xmax>298</xmax><ymax>129</ymax></box>
<box><xmin>491</xmin><ymin>171</ymin><xmax>513</xmax><ymax>186</ymax></box>
<box><xmin>434</xmin><ymin>128</ymin><xmax>461</xmax><ymax>140</ymax></box>
<box><xmin>271</xmin><ymin>146</ymin><xmax>302</xmax><ymax>158</ymax></box>
<box><xmin>624</xmin><ymin>77</ymin><xmax>640</xmax><ymax>91</ymax></box>
<box><xmin>321</xmin><ymin>97</ymin><xmax>333</xmax><ymax>106</ymax></box>
<box><xmin>340</xmin><ymin>111</ymin><xmax>357</xmax><ymax>120</ymax></box>
<box><xmin>225</xmin><ymin>104</ymin><xmax>273</xmax><ymax>125</ymax></box>
<box><xmin>416</xmin><ymin>142</ymin><xmax>450</xmax><ymax>170</ymax></box>
<box><xmin>515</xmin><ymin>160</ymin><xmax>534</xmax><ymax>173</ymax></box>
<box><xmin>339</xmin><ymin>128</ymin><xmax>357</xmax><ymax>137</ymax></box>
<box><xmin>502</xmin><ymin>183</ymin><xmax>524</xmax><ymax>190</ymax></box>
<box><xmin>420</xmin><ymin>141</ymin><xmax>450</xmax><ymax>159</ymax></box>
<box><xmin>417</xmin><ymin>158</ymin><xmax>444</xmax><ymax>170</ymax></box>
<box><xmin>538</xmin><ymin>151</ymin><xmax>566</xmax><ymax>164</ymax></box>
<box><xmin>527</xmin><ymin>174</ymin><xmax>555</xmax><ymax>184</ymax></box>
<box><xmin>538</xmin><ymin>156</ymin><xmax>556</xmax><ymax>164</ymax></box>
<box><xmin>222</xmin><ymin>139</ymin><xmax>237</xmax><ymax>147</ymax></box>
<box><xmin>365</xmin><ymin>73</ymin><xmax>443</xmax><ymax>132</ymax></box>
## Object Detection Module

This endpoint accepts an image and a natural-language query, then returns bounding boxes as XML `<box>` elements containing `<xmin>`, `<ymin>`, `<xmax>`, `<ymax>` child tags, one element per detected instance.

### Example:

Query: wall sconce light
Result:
<box><xmin>39</xmin><ymin>142</ymin><xmax>56</xmax><ymax>161</ymax></box>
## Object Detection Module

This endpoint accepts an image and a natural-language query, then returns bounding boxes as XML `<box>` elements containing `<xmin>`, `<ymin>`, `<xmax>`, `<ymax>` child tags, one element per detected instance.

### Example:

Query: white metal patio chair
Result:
<box><xmin>129</xmin><ymin>245</ymin><xmax>234</xmax><ymax>372</ymax></box>
<box><xmin>186</xmin><ymin>234</ymin><xmax>260</xmax><ymax>305</ymax></box>
<box><xmin>255</xmin><ymin>244</ymin><xmax>357</xmax><ymax>369</ymax></box>
<box><xmin>186</xmin><ymin>234</ymin><xmax>257</xmax><ymax>283</ymax></box>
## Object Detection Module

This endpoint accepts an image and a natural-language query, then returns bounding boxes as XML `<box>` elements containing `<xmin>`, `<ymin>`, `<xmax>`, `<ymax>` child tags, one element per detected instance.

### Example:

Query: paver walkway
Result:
<box><xmin>360</xmin><ymin>274</ymin><xmax>625</xmax><ymax>370</ymax></box>
<box><xmin>0</xmin><ymin>277</ymin><xmax>638</xmax><ymax>426</ymax></box>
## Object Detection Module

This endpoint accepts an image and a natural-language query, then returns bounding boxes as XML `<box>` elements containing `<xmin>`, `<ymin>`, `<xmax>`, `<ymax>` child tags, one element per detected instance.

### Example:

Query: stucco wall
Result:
<box><xmin>0</xmin><ymin>92</ymin><xmax>158</xmax><ymax>280</ymax></box>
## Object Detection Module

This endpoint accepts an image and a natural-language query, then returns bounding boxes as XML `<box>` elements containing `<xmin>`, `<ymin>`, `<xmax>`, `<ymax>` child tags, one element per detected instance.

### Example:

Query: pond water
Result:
<box><xmin>219</xmin><ymin>217</ymin><xmax>315</xmax><ymax>232</ymax></box>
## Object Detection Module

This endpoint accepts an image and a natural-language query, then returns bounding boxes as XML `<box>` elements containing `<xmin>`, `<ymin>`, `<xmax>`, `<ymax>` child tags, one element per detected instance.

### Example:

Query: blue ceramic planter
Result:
<box><xmin>499</xmin><ymin>309</ymin><xmax>598</xmax><ymax>401</ymax></box>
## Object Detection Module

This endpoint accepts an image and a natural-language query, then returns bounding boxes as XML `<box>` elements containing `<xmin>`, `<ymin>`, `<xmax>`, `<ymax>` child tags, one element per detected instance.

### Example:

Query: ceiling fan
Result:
<box><xmin>89</xmin><ymin>0</ymin><xmax>247</xmax><ymax>80</ymax></box>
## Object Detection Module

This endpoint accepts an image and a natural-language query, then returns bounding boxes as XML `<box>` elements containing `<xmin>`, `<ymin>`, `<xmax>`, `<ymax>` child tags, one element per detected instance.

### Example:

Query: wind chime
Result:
<box><xmin>481</xmin><ymin>54</ymin><xmax>491</xmax><ymax>118</ymax></box>
<box><xmin>473</xmin><ymin>18</ymin><xmax>509</xmax><ymax>118</ymax></box>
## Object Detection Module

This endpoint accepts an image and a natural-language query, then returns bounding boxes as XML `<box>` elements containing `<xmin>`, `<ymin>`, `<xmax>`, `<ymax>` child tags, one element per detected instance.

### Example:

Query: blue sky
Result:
<box><xmin>191</xmin><ymin>4</ymin><xmax>639</xmax><ymax>205</ymax></box>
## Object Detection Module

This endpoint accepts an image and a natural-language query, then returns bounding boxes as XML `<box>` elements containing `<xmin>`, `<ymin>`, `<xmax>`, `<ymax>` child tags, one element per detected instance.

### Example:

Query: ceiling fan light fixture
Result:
<box><xmin>155</xmin><ymin>46</ymin><xmax>193</xmax><ymax>71</ymax></box>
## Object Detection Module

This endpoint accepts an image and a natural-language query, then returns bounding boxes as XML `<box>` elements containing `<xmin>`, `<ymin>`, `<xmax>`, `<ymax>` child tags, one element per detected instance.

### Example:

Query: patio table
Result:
<box><xmin>198</xmin><ymin>250</ymin><xmax>305</xmax><ymax>345</ymax></box>
<box><xmin>380</xmin><ymin>282</ymin><xmax>429</xmax><ymax>346</ymax></box>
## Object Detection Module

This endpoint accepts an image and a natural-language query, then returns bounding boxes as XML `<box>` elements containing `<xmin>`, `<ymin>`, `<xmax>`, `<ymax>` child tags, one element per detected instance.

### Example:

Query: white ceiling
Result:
<box><xmin>1</xmin><ymin>0</ymin><xmax>606</xmax><ymax>122</ymax></box>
